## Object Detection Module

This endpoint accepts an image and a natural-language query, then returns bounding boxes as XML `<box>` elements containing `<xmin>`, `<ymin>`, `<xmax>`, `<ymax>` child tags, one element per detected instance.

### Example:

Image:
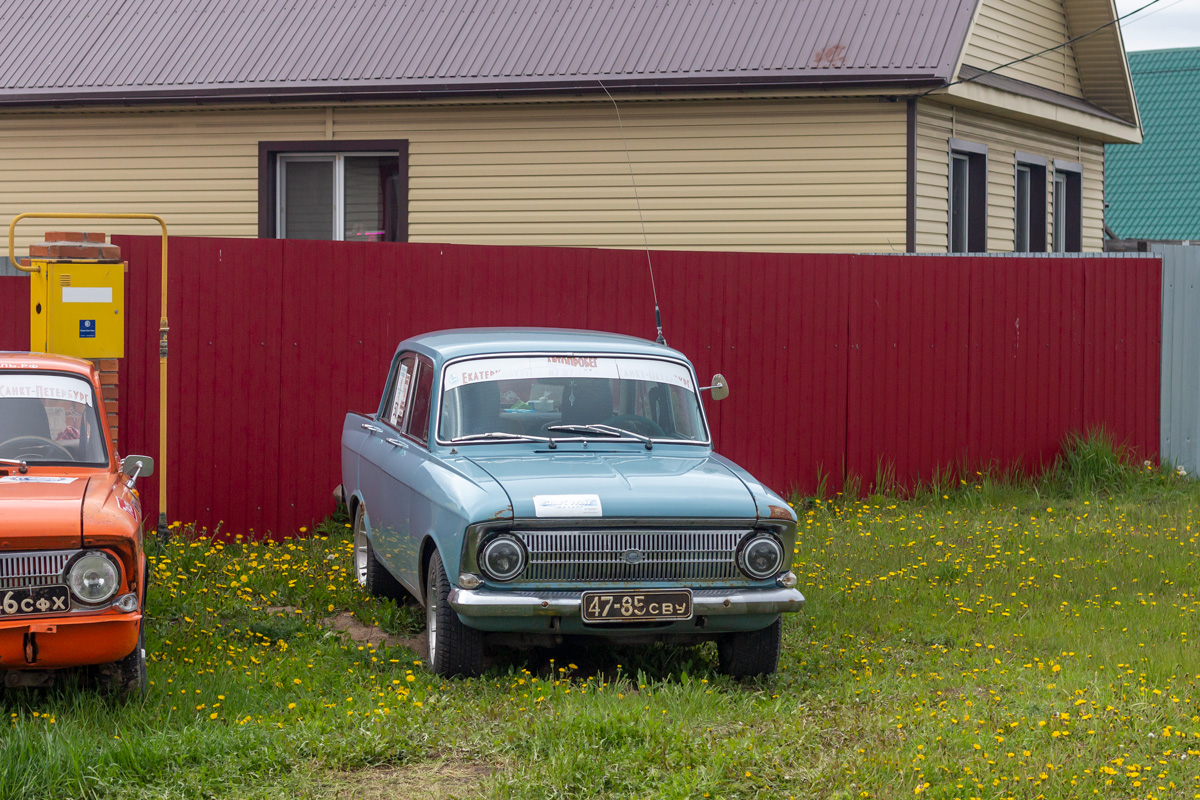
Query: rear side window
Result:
<box><xmin>384</xmin><ymin>355</ymin><xmax>416</xmax><ymax>429</ymax></box>
<box><xmin>405</xmin><ymin>362</ymin><xmax>434</xmax><ymax>444</ymax></box>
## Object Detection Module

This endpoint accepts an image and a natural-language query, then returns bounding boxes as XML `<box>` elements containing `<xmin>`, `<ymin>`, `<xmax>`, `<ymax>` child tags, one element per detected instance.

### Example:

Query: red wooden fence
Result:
<box><xmin>0</xmin><ymin>239</ymin><xmax>1161</xmax><ymax>535</ymax></box>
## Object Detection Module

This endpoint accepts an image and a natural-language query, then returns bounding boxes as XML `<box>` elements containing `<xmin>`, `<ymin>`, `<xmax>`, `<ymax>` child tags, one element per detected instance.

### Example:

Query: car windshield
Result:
<box><xmin>0</xmin><ymin>373</ymin><xmax>108</xmax><ymax>465</ymax></box>
<box><xmin>439</xmin><ymin>355</ymin><xmax>708</xmax><ymax>443</ymax></box>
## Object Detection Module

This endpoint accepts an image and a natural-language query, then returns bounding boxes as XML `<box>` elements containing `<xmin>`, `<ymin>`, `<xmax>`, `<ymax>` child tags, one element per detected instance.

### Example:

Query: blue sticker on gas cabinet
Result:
<box><xmin>79</xmin><ymin>319</ymin><xmax>96</xmax><ymax>339</ymax></box>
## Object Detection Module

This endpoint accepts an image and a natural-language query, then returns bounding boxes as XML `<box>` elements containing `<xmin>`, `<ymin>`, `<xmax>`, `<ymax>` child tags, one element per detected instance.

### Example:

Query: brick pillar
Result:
<box><xmin>94</xmin><ymin>358</ymin><xmax>119</xmax><ymax>449</ymax></box>
<box><xmin>26</xmin><ymin>231</ymin><xmax>122</xmax><ymax>449</ymax></box>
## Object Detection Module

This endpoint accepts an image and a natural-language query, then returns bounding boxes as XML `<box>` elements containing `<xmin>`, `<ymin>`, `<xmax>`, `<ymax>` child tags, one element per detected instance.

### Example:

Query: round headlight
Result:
<box><xmin>738</xmin><ymin>534</ymin><xmax>784</xmax><ymax>580</ymax></box>
<box><xmin>67</xmin><ymin>552</ymin><xmax>121</xmax><ymax>605</ymax></box>
<box><xmin>480</xmin><ymin>536</ymin><xmax>526</xmax><ymax>582</ymax></box>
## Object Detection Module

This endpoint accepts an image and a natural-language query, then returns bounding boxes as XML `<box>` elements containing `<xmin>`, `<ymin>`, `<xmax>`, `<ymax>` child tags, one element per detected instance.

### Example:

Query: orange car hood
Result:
<box><xmin>0</xmin><ymin>476</ymin><xmax>88</xmax><ymax>549</ymax></box>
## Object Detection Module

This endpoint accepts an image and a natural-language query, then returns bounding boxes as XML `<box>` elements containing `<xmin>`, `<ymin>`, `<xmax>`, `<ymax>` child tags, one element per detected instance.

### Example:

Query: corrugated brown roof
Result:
<box><xmin>0</xmin><ymin>0</ymin><xmax>976</xmax><ymax>106</ymax></box>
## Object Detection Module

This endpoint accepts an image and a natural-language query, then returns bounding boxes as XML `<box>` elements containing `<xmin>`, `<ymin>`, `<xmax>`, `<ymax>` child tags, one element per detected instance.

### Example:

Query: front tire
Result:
<box><xmin>425</xmin><ymin>550</ymin><xmax>486</xmax><ymax>677</ymax></box>
<box><xmin>354</xmin><ymin>503</ymin><xmax>407</xmax><ymax>601</ymax></box>
<box><xmin>98</xmin><ymin>620</ymin><xmax>147</xmax><ymax>698</ymax></box>
<box><xmin>717</xmin><ymin>617</ymin><xmax>782</xmax><ymax>679</ymax></box>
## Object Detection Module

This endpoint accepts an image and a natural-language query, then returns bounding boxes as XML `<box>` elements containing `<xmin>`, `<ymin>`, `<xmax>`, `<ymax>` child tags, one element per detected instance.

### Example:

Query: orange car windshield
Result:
<box><xmin>0</xmin><ymin>373</ymin><xmax>108</xmax><ymax>466</ymax></box>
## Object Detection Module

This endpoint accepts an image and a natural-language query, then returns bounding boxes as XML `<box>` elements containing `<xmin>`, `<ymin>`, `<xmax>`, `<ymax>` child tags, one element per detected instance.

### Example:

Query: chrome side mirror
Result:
<box><xmin>120</xmin><ymin>455</ymin><xmax>155</xmax><ymax>485</ymax></box>
<box><xmin>702</xmin><ymin>373</ymin><xmax>729</xmax><ymax>401</ymax></box>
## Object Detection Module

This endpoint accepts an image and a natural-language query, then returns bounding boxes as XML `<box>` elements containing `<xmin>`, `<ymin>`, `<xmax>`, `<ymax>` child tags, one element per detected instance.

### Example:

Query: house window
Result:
<box><xmin>258</xmin><ymin>140</ymin><xmax>408</xmax><ymax>241</ymax></box>
<box><xmin>1052</xmin><ymin>159</ymin><xmax>1083</xmax><ymax>252</ymax></box>
<box><xmin>1014</xmin><ymin>153</ymin><xmax>1047</xmax><ymax>252</ymax></box>
<box><xmin>948</xmin><ymin>139</ymin><xmax>987</xmax><ymax>252</ymax></box>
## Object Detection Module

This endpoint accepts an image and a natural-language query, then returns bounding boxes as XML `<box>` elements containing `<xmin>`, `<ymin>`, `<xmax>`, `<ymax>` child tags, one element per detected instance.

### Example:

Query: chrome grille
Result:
<box><xmin>514</xmin><ymin>529</ymin><xmax>746</xmax><ymax>583</ymax></box>
<box><xmin>0</xmin><ymin>550</ymin><xmax>75</xmax><ymax>590</ymax></box>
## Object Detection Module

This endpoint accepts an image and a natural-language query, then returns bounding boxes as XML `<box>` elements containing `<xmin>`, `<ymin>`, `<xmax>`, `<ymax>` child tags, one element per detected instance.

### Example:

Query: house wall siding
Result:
<box><xmin>0</xmin><ymin>99</ymin><xmax>908</xmax><ymax>254</ymax></box>
<box><xmin>961</xmin><ymin>0</ymin><xmax>1084</xmax><ymax>97</ymax></box>
<box><xmin>915</xmin><ymin>101</ymin><xmax>1105</xmax><ymax>252</ymax></box>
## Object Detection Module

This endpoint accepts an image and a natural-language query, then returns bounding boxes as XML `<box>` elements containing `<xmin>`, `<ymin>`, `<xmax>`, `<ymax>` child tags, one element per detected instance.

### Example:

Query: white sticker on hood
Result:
<box><xmin>0</xmin><ymin>476</ymin><xmax>78</xmax><ymax>484</ymax></box>
<box><xmin>533</xmin><ymin>494</ymin><xmax>603</xmax><ymax>517</ymax></box>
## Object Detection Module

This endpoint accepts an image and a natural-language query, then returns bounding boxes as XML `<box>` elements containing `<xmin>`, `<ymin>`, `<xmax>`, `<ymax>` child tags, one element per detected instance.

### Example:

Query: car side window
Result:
<box><xmin>404</xmin><ymin>360</ymin><xmax>434</xmax><ymax>444</ymax></box>
<box><xmin>384</xmin><ymin>355</ymin><xmax>416</xmax><ymax>430</ymax></box>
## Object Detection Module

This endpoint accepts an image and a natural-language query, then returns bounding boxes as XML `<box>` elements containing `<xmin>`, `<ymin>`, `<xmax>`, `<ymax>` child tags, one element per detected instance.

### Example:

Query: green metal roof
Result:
<box><xmin>1106</xmin><ymin>48</ymin><xmax>1200</xmax><ymax>241</ymax></box>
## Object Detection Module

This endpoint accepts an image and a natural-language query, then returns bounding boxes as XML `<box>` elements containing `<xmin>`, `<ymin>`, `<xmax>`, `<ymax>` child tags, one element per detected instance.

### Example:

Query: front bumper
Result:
<box><xmin>0</xmin><ymin>612</ymin><xmax>141</xmax><ymax>670</ymax></box>
<box><xmin>449</xmin><ymin>585</ymin><xmax>805</xmax><ymax>618</ymax></box>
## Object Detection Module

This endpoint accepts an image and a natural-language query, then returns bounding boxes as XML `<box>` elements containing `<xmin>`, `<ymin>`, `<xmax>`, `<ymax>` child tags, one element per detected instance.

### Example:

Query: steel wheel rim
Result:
<box><xmin>353</xmin><ymin>511</ymin><xmax>369</xmax><ymax>586</ymax></box>
<box><xmin>426</xmin><ymin>580</ymin><xmax>438</xmax><ymax>657</ymax></box>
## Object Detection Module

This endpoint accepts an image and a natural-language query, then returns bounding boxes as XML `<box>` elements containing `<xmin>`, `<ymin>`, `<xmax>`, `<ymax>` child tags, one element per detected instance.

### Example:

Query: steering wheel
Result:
<box><xmin>601</xmin><ymin>415</ymin><xmax>667</xmax><ymax>438</ymax></box>
<box><xmin>0</xmin><ymin>436</ymin><xmax>74</xmax><ymax>461</ymax></box>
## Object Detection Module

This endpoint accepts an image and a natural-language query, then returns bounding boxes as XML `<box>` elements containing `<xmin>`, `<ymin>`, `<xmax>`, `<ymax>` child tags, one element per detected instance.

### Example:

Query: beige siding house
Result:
<box><xmin>0</xmin><ymin>0</ymin><xmax>1139</xmax><ymax>259</ymax></box>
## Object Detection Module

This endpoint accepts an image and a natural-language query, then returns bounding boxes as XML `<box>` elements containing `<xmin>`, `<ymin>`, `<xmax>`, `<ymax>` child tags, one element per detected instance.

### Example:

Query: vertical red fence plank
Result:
<box><xmin>0</xmin><ymin>277</ymin><xmax>29</xmax><ymax>350</ymax></box>
<box><xmin>1082</xmin><ymin>257</ymin><xmax>1161</xmax><ymax>459</ymax></box>
<box><xmin>847</xmin><ymin>255</ymin><xmax>971</xmax><ymax>492</ymax></box>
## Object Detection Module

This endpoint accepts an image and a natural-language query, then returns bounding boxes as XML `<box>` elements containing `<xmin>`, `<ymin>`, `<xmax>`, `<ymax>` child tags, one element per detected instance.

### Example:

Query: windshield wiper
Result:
<box><xmin>546</xmin><ymin>423</ymin><xmax>653</xmax><ymax>450</ymax></box>
<box><xmin>545</xmin><ymin>424</ymin><xmax>621</xmax><ymax>437</ymax></box>
<box><xmin>449</xmin><ymin>431</ymin><xmax>558</xmax><ymax>449</ymax></box>
<box><xmin>0</xmin><ymin>457</ymin><xmax>28</xmax><ymax>473</ymax></box>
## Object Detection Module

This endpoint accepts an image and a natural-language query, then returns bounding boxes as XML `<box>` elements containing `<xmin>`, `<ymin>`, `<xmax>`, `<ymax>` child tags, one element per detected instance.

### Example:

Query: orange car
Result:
<box><xmin>0</xmin><ymin>352</ymin><xmax>152</xmax><ymax>695</ymax></box>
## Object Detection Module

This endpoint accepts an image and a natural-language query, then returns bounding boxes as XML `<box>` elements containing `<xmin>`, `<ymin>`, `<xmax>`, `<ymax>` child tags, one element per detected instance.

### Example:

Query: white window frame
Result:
<box><xmin>276</xmin><ymin>152</ymin><xmax>392</xmax><ymax>241</ymax></box>
<box><xmin>1052</xmin><ymin>159</ymin><xmax>1083</xmax><ymax>253</ymax></box>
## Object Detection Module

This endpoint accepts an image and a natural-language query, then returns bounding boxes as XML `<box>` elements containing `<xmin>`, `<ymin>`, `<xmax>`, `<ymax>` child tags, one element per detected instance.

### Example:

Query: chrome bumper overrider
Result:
<box><xmin>448</xmin><ymin>586</ymin><xmax>805</xmax><ymax>618</ymax></box>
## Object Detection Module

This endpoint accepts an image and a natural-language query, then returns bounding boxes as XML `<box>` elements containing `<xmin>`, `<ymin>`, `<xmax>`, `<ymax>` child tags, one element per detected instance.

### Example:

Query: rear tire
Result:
<box><xmin>354</xmin><ymin>503</ymin><xmax>408</xmax><ymax>601</ymax></box>
<box><xmin>425</xmin><ymin>550</ymin><xmax>486</xmax><ymax>677</ymax></box>
<box><xmin>717</xmin><ymin>617</ymin><xmax>782</xmax><ymax>679</ymax></box>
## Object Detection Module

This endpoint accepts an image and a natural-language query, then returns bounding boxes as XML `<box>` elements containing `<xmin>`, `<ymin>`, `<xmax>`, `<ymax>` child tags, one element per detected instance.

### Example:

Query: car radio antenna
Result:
<box><xmin>599</xmin><ymin>80</ymin><xmax>666</xmax><ymax>346</ymax></box>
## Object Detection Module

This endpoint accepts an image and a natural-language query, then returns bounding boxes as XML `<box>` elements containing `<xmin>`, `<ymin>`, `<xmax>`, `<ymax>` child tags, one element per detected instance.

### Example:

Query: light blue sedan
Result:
<box><xmin>340</xmin><ymin>328</ymin><xmax>803</xmax><ymax>677</ymax></box>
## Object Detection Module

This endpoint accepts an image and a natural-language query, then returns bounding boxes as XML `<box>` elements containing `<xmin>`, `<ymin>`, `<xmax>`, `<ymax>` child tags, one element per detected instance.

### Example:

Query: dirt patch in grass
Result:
<box><xmin>312</xmin><ymin>761</ymin><xmax>493</xmax><ymax>800</ymax></box>
<box><xmin>322</xmin><ymin>611</ymin><xmax>428</xmax><ymax>658</ymax></box>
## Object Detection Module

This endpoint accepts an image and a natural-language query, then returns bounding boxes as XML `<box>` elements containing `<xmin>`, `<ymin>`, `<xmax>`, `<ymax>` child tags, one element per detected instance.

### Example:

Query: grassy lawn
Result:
<box><xmin>4</xmin><ymin>445</ymin><xmax>1200</xmax><ymax>799</ymax></box>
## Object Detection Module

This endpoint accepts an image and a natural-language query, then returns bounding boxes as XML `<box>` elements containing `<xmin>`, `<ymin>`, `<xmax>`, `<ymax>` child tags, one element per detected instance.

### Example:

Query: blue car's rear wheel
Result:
<box><xmin>354</xmin><ymin>503</ymin><xmax>407</xmax><ymax>602</ymax></box>
<box><xmin>425</xmin><ymin>549</ymin><xmax>486</xmax><ymax>677</ymax></box>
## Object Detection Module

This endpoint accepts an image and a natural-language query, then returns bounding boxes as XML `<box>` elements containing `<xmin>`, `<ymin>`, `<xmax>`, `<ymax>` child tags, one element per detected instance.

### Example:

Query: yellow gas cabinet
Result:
<box><xmin>29</xmin><ymin>259</ymin><xmax>125</xmax><ymax>358</ymax></box>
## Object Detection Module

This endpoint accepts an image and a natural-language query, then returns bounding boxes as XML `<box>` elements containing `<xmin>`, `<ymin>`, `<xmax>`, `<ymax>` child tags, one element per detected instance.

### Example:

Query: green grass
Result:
<box><xmin>4</xmin><ymin>442</ymin><xmax>1200</xmax><ymax>799</ymax></box>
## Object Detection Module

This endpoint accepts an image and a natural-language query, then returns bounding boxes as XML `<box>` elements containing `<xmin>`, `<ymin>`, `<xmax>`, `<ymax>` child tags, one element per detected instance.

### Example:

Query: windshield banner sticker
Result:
<box><xmin>533</xmin><ymin>494</ymin><xmax>603</xmax><ymax>517</ymax></box>
<box><xmin>614</xmin><ymin>360</ymin><xmax>695</xmax><ymax>391</ymax></box>
<box><xmin>444</xmin><ymin>357</ymin><xmax>691</xmax><ymax>392</ymax></box>
<box><xmin>0</xmin><ymin>375</ymin><xmax>94</xmax><ymax>406</ymax></box>
<box><xmin>0</xmin><ymin>476</ymin><xmax>78</xmax><ymax>484</ymax></box>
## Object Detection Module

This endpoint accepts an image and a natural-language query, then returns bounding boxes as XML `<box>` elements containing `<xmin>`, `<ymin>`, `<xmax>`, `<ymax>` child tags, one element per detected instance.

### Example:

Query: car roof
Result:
<box><xmin>398</xmin><ymin>328</ymin><xmax>692</xmax><ymax>363</ymax></box>
<box><xmin>0</xmin><ymin>351</ymin><xmax>96</xmax><ymax>377</ymax></box>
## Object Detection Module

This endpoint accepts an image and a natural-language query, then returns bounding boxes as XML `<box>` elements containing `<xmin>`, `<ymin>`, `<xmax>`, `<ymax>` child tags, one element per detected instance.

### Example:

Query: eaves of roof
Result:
<box><xmin>0</xmin><ymin>73</ymin><xmax>950</xmax><ymax>109</ymax></box>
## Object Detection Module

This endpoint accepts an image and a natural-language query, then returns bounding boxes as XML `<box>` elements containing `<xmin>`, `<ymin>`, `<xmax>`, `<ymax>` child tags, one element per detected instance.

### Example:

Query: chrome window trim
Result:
<box><xmin>432</xmin><ymin>350</ymin><xmax>713</xmax><ymax>448</ymax></box>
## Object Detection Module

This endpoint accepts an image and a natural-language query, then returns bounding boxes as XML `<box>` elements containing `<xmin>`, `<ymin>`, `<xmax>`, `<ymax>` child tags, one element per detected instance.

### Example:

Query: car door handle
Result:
<box><xmin>385</xmin><ymin>437</ymin><xmax>409</xmax><ymax>448</ymax></box>
<box><xmin>360</xmin><ymin>423</ymin><xmax>383</xmax><ymax>433</ymax></box>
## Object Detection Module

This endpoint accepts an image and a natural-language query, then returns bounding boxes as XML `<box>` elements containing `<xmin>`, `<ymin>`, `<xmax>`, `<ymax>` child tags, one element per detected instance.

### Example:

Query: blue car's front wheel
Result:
<box><xmin>426</xmin><ymin>550</ymin><xmax>486</xmax><ymax>677</ymax></box>
<box><xmin>717</xmin><ymin>616</ymin><xmax>782</xmax><ymax>679</ymax></box>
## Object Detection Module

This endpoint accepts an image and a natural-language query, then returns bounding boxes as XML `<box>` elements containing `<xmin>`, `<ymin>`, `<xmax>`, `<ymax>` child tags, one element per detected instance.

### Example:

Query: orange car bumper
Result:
<box><xmin>0</xmin><ymin>613</ymin><xmax>141</xmax><ymax>670</ymax></box>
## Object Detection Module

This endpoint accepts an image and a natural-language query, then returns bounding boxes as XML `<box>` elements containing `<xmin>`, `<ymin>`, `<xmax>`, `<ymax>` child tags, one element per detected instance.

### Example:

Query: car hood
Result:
<box><xmin>0</xmin><ymin>475</ymin><xmax>88</xmax><ymax>549</ymax></box>
<box><xmin>465</xmin><ymin>451</ymin><xmax>757</xmax><ymax>520</ymax></box>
